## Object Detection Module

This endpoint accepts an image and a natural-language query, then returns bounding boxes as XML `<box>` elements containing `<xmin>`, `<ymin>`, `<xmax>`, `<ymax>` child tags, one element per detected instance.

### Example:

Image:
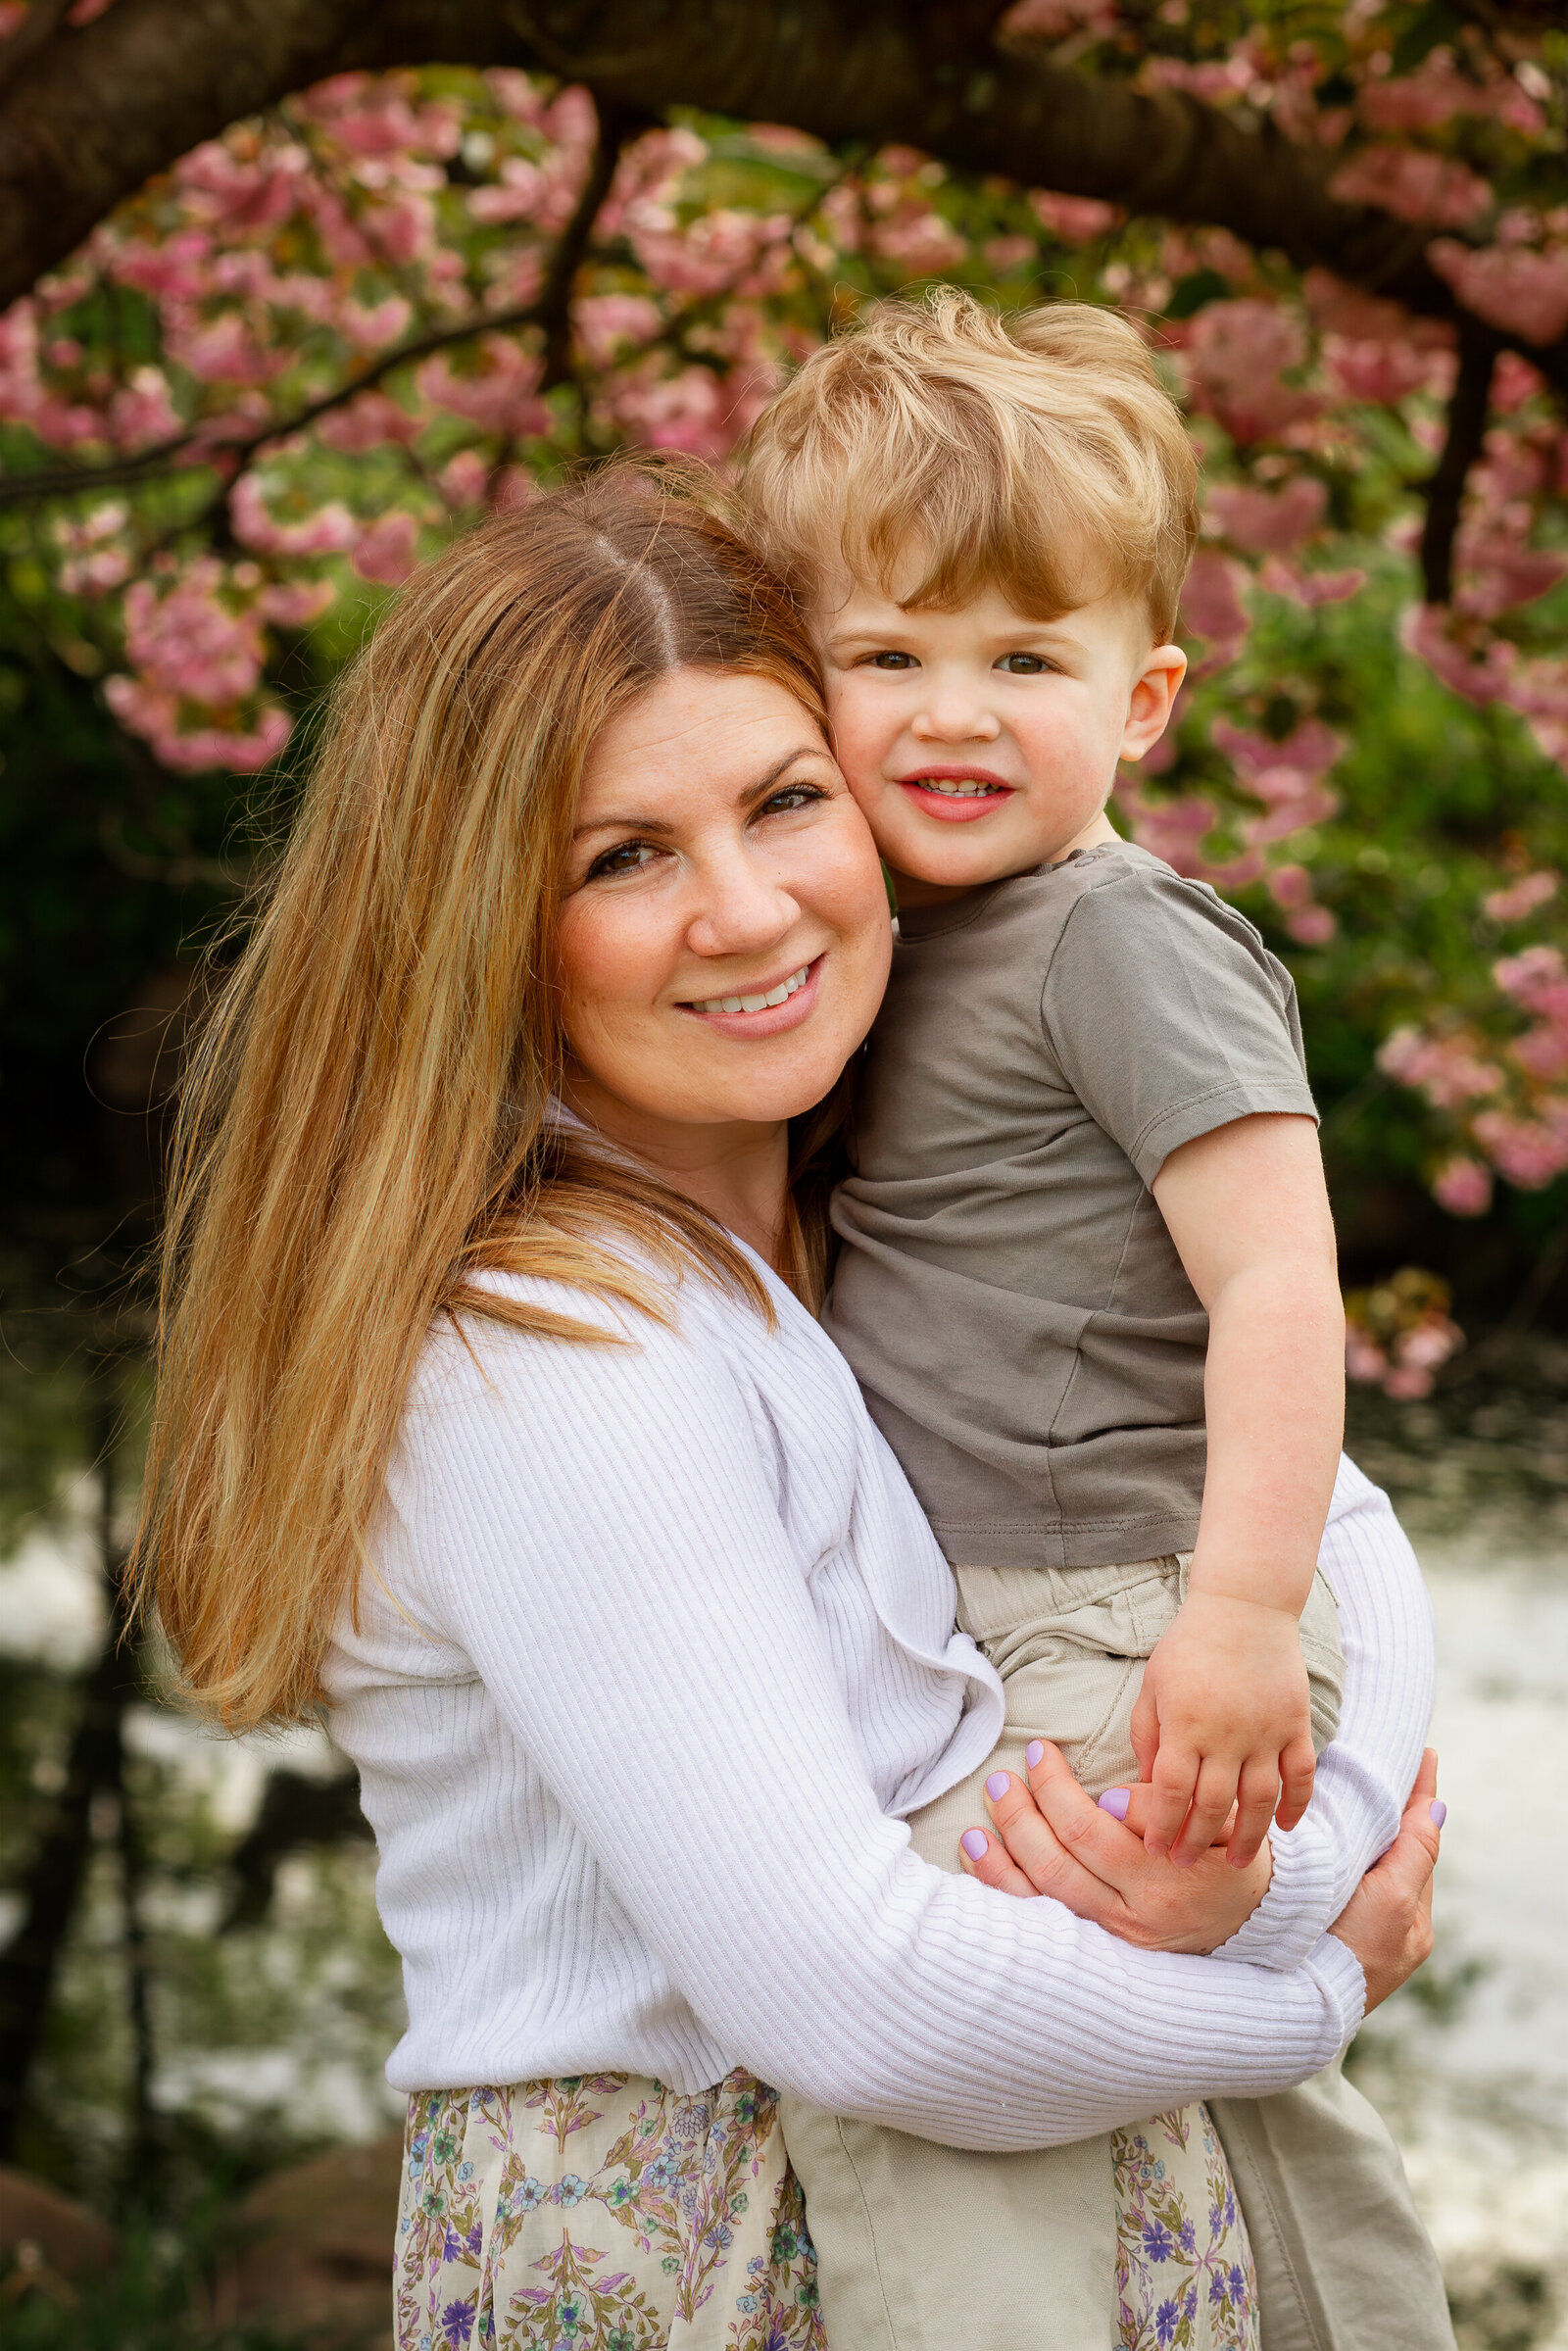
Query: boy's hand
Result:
<box><xmin>1130</xmin><ymin>1592</ymin><xmax>1316</xmax><ymax>1869</ymax></box>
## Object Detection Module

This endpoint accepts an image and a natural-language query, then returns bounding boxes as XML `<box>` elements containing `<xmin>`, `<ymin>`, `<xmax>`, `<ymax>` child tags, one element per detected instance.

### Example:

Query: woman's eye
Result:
<box><xmin>585</xmin><ymin>840</ymin><xmax>662</xmax><ymax>882</ymax></box>
<box><xmin>866</xmin><ymin>651</ymin><xmax>917</xmax><ymax>670</ymax></box>
<box><xmin>757</xmin><ymin>784</ymin><xmax>826</xmax><ymax>819</ymax></box>
<box><xmin>996</xmin><ymin>652</ymin><xmax>1052</xmax><ymax>674</ymax></box>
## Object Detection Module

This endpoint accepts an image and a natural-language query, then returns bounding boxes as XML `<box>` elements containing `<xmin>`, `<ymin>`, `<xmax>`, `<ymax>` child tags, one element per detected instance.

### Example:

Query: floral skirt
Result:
<box><xmin>396</xmin><ymin>2074</ymin><xmax>1257</xmax><ymax>2351</ymax></box>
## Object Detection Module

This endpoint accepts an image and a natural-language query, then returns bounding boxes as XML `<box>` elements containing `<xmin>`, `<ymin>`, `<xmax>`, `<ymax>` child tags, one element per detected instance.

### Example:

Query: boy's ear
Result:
<box><xmin>1120</xmin><ymin>646</ymin><xmax>1187</xmax><ymax>765</ymax></box>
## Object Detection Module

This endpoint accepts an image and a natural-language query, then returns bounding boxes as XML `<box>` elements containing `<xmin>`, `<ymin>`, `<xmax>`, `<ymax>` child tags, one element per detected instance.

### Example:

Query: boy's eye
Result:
<box><xmin>996</xmin><ymin>652</ymin><xmax>1052</xmax><ymax>674</ymax></box>
<box><xmin>585</xmin><ymin>840</ymin><xmax>662</xmax><ymax>882</ymax></box>
<box><xmin>865</xmin><ymin>651</ymin><xmax>918</xmax><ymax>670</ymax></box>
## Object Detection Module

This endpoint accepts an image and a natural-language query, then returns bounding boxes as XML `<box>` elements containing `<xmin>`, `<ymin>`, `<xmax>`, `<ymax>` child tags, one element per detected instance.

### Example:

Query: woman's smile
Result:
<box><xmin>682</xmin><ymin>954</ymin><xmax>822</xmax><ymax>1033</ymax></box>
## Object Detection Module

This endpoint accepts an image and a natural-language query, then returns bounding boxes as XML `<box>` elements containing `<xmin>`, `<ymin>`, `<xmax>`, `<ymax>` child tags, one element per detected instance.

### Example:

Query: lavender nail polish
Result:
<box><xmin>961</xmin><ymin>1828</ymin><xmax>989</xmax><ymax>1861</ymax></box>
<box><xmin>1430</xmin><ymin>1799</ymin><xmax>1446</xmax><ymax>1829</ymax></box>
<box><xmin>1025</xmin><ymin>1740</ymin><xmax>1045</xmax><ymax>1771</ymax></box>
<box><xmin>1099</xmin><ymin>1788</ymin><xmax>1131</xmax><ymax>1822</ymax></box>
<box><xmin>985</xmin><ymin>1772</ymin><xmax>1010</xmax><ymax>1803</ymax></box>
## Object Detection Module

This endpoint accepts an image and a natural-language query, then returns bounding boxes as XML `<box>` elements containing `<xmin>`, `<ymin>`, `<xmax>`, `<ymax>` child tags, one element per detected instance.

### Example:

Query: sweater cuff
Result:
<box><xmin>1303</xmin><ymin>1930</ymin><xmax>1367</xmax><ymax>2049</ymax></box>
<box><xmin>1213</xmin><ymin>1814</ymin><xmax>1338</xmax><ymax>1972</ymax></box>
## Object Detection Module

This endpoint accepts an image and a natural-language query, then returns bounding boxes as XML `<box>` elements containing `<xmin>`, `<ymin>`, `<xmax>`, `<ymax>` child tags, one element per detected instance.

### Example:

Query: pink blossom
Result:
<box><xmin>166</xmin><ymin>310</ymin><xmax>287</xmax><ymax>386</ymax></box>
<box><xmin>1330</xmin><ymin>147</ymin><xmax>1491</xmax><ymax>229</ymax></box>
<box><xmin>416</xmin><ymin>335</ymin><xmax>547</xmax><ymax>438</ymax></box>
<box><xmin>869</xmin><ymin>204</ymin><xmax>969</xmax><ymax>276</ymax></box>
<box><xmin>1345</xmin><ymin>1330</ymin><xmax>1390</xmax><ymax>1384</ymax></box>
<box><xmin>1453</xmin><ymin>532</ymin><xmax>1567</xmax><ymax>620</ymax></box>
<box><xmin>175</xmin><ymin>138</ymin><xmax>310</xmax><ymax>237</ymax></box>
<box><xmin>605</xmin><ymin>361</ymin><xmax>738</xmax><ymax>462</ymax></box>
<box><xmin>1432</xmin><ymin>1156</ymin><xmax>1494</xmax><ymax>1216</ymax></box>
<box><xmin>257</xmin><ymin>579</ymin><xmax>336</xmax><ymax>626</ymax></box>
<box><xmin>574</xmin><ymin>294</ymin><xmax>663</xmax><ymax>367</ymax></box>
<box><xmin>0</xmin><ymin>3</ymin><xmax>25</xmax><ymax>30</ymax></box>
<box><xmin>1285</xmin><ymin>904</ymin><xmax>1337</xmax><ymax>946</ymax></box>
<box><xmin>337</xmin><ymin>294</ymin><xmax>413</xmax><ymax>351</ymax></box>
<box><xmin>1179</xmin><ymin>551</ymin><xmax>1250</xmax><ymax>650</ymax></box>
<box><xmin>1490</xmin><ymin>352</ymin><xmax>1546</xmax><ymax>415</ymax></box>
<box><xmin>1206</xmin><ymin>475</ymin><xmax>1326</xmax><ymax>555</ymax></box>
<box><xmin>351</xmin><ymin>510</ymin><xmax>420</xmax><ymax>585</ymax></box>
<box><xmin>1510</xmin><ymin>1024</ymin><xmax>1568</xmax><ymax>1084</ymax></box>
<box><xmin>1427</xmin><ymin>239</ymin><xmax>1568</xmax><ymax>347</ymax></box>
<box><xmin>438</xmin><ymin>448</ymin><xmax>490</xmax><ymax>507</ymax></box>
<box><xmin>1471</xmin><ymin>1109</ymin><xmax>1568</xmax><ymax>1188</ymax></box>
<box><xmin>467</xmin><ymin>157</ymin><xmax>547</xmax><ymax>225</ymax></box>
<box><xmin>56</xmin><ymin>502</ymin><xmax>132</xmax><ymax>595</ymax></box>
<box><xmin>107</xmin><ymin>365</ymin><xmax>181</xmax><ymax>449</ymax></box>
<box><xmin>1114</xmin><ymin>784</ymin><xmax>1218</xmax><ymax>876</ymax></box>
<box><xmin>1325</xmin><ymin>333</ymin><xmax>1452</xmax><ymax>406</ymax></box>
<box><xmin>316</xmin><ymin>389</ymin><xmax>425</xmax><ymax>453</ymax></box>
<box><xmin>984</xmin><ymin>234</ymin><xmax>1039</xmax><ymax>275</ymax></box>
<box><xmin>122</xmin><ymin>560</ymin><xmax>266</xmax><ymax>704</ymax></box>
<box><xmin>1400</xmin><ymin>605</ymin><xmax>1518</xmax><ymax>705</ymax></box>
<box><xmin>1377</xmin><ymin>1025</ymin><xmax>1504</xmax><ymax>1107</ymax></box>
<box><xmin>105</xmin><ymin>674</ymin><xmax>293</xmax><ymax>772</ymax></box>
<box><xmin>1028</xmin><ymin>190</ymin><xmax>1123</xmax><ymax>242</ymax></box>
<box><xmin>1382</xmin><ymin>1363</ymin><xmax>1437</xmax><ymax>1400</ymax></box>
<box><xmin>1212</xmin><ymin>715</ymin><xmax>1344</xmax><ymax>789</ymax></box>
<box><xmin>1362</xmin><ymin>51</ymin><xmax>1543</xmax><ymax>136</ymax></box>
<box><xmin>1483</xmin><ymin>870</ymin><xmax>1558</xmax><ymax>923</ymax></box>
<box><xmin>106</xmin><ymin>227</ymin><xmax>214</xmax><ymax>300</ymax></box>
<box><xmin>1494</xmin><ymin>945</ymin><xmax>1568</xmax><ymax>1023</ymax></box>
<box><xmin>1258</xmin><ymin>557</ymin><xmax>1367</xmax><ymax>605</ymax></box>
<box><xmin>231</xmin><ymin>474</ymin><xmax>360</xmax><ymax>555</ymax></box>
<box><xmin>1181</xmin><ymin>301</ymin><xmax>1323</xmax><ymax>444</ymax></box>
<box><xmin>1002</xmin><ymin>0</ymin><xmax>1119</xmax><ymax>35</ymax></box>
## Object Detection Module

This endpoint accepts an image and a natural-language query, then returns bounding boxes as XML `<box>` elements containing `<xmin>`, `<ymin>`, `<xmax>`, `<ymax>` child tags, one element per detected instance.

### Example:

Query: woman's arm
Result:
<box><xmin>394</xmin><ymin>1292</ymin><xmax>1363</xmax><ymax>2154</ymax></box>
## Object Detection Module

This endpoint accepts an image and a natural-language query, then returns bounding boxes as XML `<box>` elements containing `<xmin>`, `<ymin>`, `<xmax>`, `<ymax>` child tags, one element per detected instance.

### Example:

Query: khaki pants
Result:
<box><xmin>781</xmin><ymin>1557</ymin><xmax>1453</xmax><ymax>2350</ymax></box>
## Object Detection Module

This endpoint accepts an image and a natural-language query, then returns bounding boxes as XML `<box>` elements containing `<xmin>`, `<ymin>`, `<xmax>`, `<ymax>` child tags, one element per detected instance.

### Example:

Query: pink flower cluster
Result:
<box><xmin>103</xmin><ymin>557</ymin><xmax>294</xmax><ymax>772</ymax></box>
<box><xmin>1379</xmin><ymin>940</ymin><xmax>1568</xmax><ymax>1201</ymax></box>
<box><xmin>1345</xmin><ymin>1267</ymin><xmax>1464</xmax><ymax>1399</ymax></box>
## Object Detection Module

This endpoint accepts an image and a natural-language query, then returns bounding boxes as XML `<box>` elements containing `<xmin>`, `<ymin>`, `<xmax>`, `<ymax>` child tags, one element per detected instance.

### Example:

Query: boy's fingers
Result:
<box><xmin>1226</xmin><ymin>1757</ymin><xmax>1281</xmax><ymax>1870</ymax></box>
<box><xmin>1143</xmin><ymin>1750</ymin><xmax>1200</xmax><ymax>1858</ymax></box>
<box><xmin>1129</xmin><ymin>1686</ymin><xmax>1159</xmax><ymax>1785</ymax></box>
<box><xmin>956</xmin><ymin>1821</ymin><xmax>1040</xmax><ymax>1899</ymax></box>
<box><xmin>1107</xmin><ymin>1782</ymin><xmax>1238</xmax><ymax>1851</ymax></box>
<box><xmin>1170</xmin><ymin>1757</ymin><xmax>1238</xmax><ymax>1867</ymax></box>
<box><xmin>1275</xmin><ymin>1736</ymin><xmax>1316</xmax><ymax>1834</ymax></box>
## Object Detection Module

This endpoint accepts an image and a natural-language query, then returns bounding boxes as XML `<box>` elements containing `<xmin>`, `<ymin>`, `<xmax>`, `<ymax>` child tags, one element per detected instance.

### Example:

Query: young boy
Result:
<box><xmin>739</xmin><ymin>292</ymin><xmax>1450</xmax><ymax>2350</ymax></box>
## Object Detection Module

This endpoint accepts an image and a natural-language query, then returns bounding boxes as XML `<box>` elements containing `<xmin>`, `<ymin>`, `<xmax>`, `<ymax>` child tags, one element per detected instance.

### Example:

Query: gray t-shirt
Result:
<box><xmin>824</xmin><ymin>839</ymin><xmax>1318</xmax><ymax>1569</ymax></box>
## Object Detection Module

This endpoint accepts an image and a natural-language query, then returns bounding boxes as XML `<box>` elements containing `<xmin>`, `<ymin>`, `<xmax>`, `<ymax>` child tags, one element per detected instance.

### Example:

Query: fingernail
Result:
<box><xmin>1025</xmin><ymin>1740</ymin><xmax>1045</xmax><ymax>1771</ymax></box>
<box><xmin>960</xmin><ymin>1828</ymin><xmax>989</xmax><ymax>1861</ymax></box>
<box><xmin>985</xmin><ymin>1772</ymin><xmax>1010</xmax><ymax>1803</ymax></box>
<box><xmin>1099</xmin><ymin>1788</ymin><xmax>1131</xmax><ymax>1822</ymax></box>
<box><xmin>1430</xmin><ymin>1799</ymin><xmax>1446</xmax><ymax>1829</ymax></box>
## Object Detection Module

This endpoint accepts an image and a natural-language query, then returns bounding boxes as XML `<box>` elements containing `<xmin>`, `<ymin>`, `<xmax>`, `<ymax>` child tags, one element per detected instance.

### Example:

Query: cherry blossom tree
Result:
<box><xmin>2</xmin><ymin>0</ymin><xmax>1568</xmax><ymax>1385</ymax></box>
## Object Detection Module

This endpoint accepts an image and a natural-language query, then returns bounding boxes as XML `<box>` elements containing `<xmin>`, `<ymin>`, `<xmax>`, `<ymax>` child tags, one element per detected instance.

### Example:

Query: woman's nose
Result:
<box><xmin>684</xmin><ymin>844</ymin><xmax>801</xmax><ymax>962</ymax></box>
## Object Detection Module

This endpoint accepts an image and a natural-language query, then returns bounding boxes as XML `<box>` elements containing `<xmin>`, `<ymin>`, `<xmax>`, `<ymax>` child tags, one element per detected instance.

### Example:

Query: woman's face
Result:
<box><xmin>557</xmin><ymin>666</ymin><xmax>892</xmax><ymax>1139</ymax></box>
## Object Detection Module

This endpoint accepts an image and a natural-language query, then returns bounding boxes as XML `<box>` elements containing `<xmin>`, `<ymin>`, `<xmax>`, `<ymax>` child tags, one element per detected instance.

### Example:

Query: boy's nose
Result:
<box><xmin>910</xmin><ymin>700</ymin><xmax>1001</xmax><ymax>745</ymax></box>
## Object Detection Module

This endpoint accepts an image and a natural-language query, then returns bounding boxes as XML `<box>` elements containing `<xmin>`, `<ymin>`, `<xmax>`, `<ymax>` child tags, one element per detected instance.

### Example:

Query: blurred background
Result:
<box><xmin>0</xmin><ymin>0</ymin><xmax>1566</xmax><ymax>2344</ymax></box>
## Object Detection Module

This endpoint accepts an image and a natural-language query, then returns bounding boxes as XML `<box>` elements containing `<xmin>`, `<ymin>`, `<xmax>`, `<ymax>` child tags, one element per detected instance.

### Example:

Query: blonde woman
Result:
<box><xmin>138</xmin><ymin>466</ymin><xmax>1440</xmax><ymax>2351</ymax></box>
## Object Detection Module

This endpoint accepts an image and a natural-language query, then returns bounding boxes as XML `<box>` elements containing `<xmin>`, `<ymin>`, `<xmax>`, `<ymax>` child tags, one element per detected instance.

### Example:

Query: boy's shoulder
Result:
<box><xmin>898</xmin><ymin>838</ymin><xmax>1267</xmax><ymax>967</ymax></box>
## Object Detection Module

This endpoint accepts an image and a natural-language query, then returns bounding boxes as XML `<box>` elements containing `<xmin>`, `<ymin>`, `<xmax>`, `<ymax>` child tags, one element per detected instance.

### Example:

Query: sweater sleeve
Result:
<box><xmin>393</xmin><ymin>1294</ymin><xmax>1363</xmax><ymax>2153</ymax></box>
<box><xmin>1217</xmin><ymin>1453</ymin><xmax>1435</xmax><ymax>1971</ymax></box>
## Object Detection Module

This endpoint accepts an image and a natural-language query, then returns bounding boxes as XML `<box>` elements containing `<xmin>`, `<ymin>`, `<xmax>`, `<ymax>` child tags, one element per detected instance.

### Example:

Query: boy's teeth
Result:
<box><xmin>922</xmin><ymin>778</ymin><xmax>995</xmax><ymax>796</ymax></box>
<box><xmin>692</xmin><ymin>964</ymin><xmax>810</xmax><ymax>1016</ymax></box>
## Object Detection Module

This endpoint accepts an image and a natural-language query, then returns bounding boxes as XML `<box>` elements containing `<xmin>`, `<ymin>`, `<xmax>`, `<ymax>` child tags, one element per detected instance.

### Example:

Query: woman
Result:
<box><xmin>138</xmin><ymin>465</ymin><xmax>1440</xmax><ymax>2351</ymax></box>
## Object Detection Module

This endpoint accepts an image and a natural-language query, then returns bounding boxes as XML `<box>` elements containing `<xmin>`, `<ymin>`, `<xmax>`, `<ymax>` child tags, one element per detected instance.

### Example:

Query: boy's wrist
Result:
<box><xmin>1186</xmin><ymin>1556</ymin><xmax>1316</xmax><ymax>1619</ymax></box>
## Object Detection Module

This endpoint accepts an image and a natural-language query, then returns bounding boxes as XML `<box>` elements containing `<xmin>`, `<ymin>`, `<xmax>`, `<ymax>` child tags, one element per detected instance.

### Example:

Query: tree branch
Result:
<box><xmin>1420</xmin><ymin>319</ymin><xmax>1497</xmax><ymax>607</ymax></box>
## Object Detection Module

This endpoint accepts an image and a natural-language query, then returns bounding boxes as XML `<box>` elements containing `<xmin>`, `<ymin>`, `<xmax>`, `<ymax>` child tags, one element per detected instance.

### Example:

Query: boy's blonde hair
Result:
<box><xmin>740</xmin><ymin>288</ymin><xmax>1199</xmax><ymax>641</ymax></box>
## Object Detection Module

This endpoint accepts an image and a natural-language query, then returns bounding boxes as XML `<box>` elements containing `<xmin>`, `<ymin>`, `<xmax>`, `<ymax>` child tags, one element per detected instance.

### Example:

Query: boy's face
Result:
<box><xmin>813</xmin><ymin>575</ymin><xmax>1186</xmax><ymax>906</ymax></box>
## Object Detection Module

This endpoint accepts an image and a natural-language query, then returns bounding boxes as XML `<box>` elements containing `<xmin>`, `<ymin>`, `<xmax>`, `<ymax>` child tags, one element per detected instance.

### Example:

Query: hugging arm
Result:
<box><xmin>398</xmin><ymin>1299</ymin><xmax>1364</xmax><ymax>2154</ymax></box>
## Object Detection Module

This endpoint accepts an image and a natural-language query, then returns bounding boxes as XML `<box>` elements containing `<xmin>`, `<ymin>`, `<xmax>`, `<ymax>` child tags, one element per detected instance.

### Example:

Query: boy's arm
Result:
<box><xmin>1141</xmin><ymin>1111</ymin><xmax>1346</xmax><ymax>1867</ymax></box>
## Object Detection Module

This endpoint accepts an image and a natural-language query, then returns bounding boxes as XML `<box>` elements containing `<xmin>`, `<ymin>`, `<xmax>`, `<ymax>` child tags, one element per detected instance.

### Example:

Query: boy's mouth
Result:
<box><xmin>896</xmin><ymin>767</ymin><xmax>1014</xmax><ymax>823</ymax></box>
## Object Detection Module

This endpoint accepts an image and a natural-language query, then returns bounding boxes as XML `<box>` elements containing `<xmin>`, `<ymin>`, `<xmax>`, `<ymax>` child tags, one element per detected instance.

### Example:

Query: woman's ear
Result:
<box><xmin>1119</xmin><ymin>645</ymin><xmax>1188</xmax><ymax>765</ymax></box>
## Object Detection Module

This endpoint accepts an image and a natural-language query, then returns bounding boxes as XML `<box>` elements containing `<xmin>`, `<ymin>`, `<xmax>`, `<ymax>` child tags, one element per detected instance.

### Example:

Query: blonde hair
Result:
<box><xmin>135</xmin><ymin>461</ymin><xmax>844</xmax><ymax>1732</ymax></box>
<box><xmin>740</xmin><ymin>287</ymin><xmax>1200</xmax><ymax>640</ymax></box>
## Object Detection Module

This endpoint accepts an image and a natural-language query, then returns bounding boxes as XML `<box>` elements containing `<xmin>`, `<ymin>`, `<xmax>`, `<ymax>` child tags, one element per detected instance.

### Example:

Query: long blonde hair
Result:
<box><xmin>135</xmin><ymin>463</ymin><xmax>843</xmax><ymax>1732</ymax></box>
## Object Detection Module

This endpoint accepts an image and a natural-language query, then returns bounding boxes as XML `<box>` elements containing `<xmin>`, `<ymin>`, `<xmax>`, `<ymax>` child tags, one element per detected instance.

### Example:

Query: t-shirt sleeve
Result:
<box><xmin>1040</xmin><ymin>864</ymin><xmax>1318</xmax><ymax>1186</ymax></box>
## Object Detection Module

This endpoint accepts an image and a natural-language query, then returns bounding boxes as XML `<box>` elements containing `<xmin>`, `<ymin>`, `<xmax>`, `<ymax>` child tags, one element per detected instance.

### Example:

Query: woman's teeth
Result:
<box><xmin>691</xmin><ymin>964</ymin><xmax>811</xmax><ymax>1016</ymax></box>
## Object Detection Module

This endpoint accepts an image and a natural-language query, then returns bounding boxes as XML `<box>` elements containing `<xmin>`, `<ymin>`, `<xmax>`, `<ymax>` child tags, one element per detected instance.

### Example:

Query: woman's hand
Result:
<box><xmin>1325</xmin><ymin>1748</ymin><xmax>1442</xmax><ymax>2011</ymax></box>
<box><xmin>957</xmin><ymin>1739</ymin><xmax>1270</xmax><ymax>1954</ymax></box>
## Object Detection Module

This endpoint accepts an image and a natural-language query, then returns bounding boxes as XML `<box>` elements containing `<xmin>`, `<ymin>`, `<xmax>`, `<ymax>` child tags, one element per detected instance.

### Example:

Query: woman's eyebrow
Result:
<box><xmin>571</xmin><ymin>810</ymin><xmax>676</xmax><ymax>840</ymax></box>
<box><xmin>738</xmin><ymin>745</ymin><xmax>831</xmax><ymax>806</ymax></box>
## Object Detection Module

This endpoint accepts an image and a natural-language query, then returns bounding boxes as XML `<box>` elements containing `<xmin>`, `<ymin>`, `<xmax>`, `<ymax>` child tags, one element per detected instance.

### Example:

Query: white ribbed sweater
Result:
<box><xmin>325</xmin><ymin>1253</ymin><xmax>1433</xmax><ymax>2153</ymax></box>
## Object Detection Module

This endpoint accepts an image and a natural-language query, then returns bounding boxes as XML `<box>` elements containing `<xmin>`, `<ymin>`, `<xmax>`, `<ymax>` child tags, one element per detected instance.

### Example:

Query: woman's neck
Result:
<box><xmin>561</xmin><ymin>1071</ymin><xmax>790</xmax><ymax>1271</ymax></box>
